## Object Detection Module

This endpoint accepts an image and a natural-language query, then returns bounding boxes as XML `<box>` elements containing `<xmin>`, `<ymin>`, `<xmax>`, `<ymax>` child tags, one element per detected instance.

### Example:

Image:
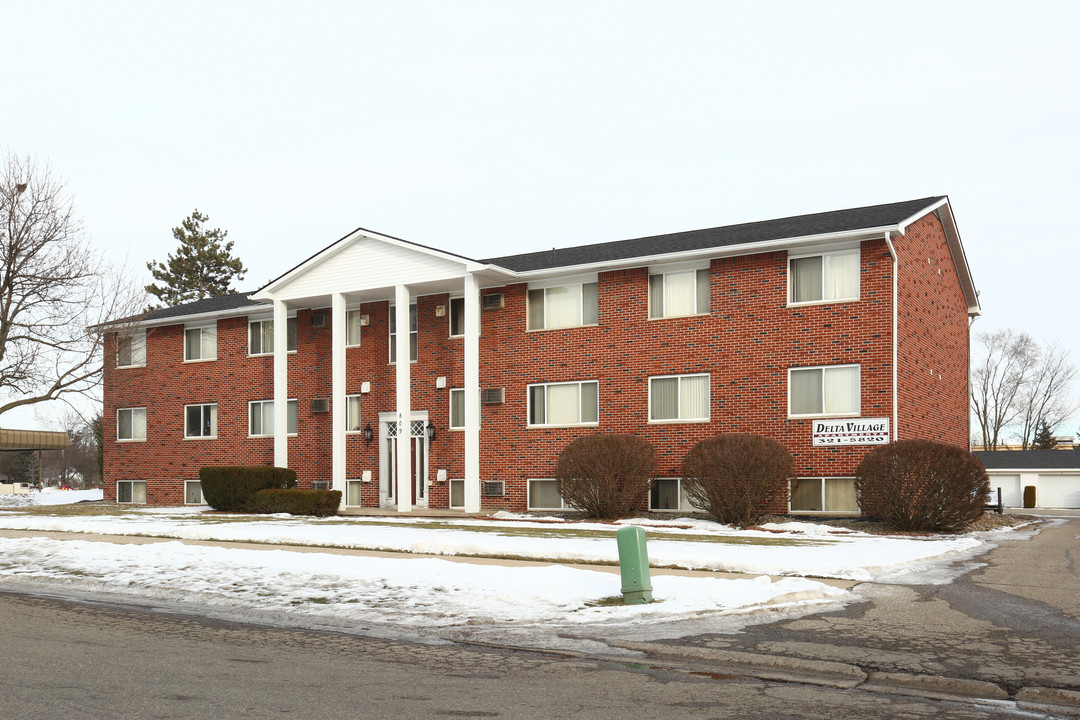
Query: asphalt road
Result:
<box><xmin>0</xmin><ymin>591</ymin><xmax>1038</xmax><ymax>720</ymax></box>
<box><xmin>671</xmin><ymin>512</ymin><xmax>1080</xmax><ymax>697</ymax></box>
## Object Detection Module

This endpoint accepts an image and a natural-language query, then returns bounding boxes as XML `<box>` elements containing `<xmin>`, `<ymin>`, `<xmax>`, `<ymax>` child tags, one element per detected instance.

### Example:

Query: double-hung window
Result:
<box><xmin>527</xmin><ymin>281</ymin><xmax>599</xmax><ymax>330</ymax></box>
<box><xmin>788</xmin><ymin>249</ymin><xmax>860</xmax><ymax>304</ymax></box>
<box><xmin>649</xmin><ymin>374</ymin><xmax>709</xmax><ymax>422</ymax></box>
<box><xmin>116</xmin><ymin>331</ymin><xmax>146</xmax><ymax>368</ymax></box>
<box><xmin>346</xmin><ymin>395</ymin><xmax>362</xmax><ymax>432</ymax></box>
<box><xmin>117</xmin><ymin>408</ymin><xmax>147</xmax><ymax>441</ymax></box>
<box><xmin>789</xmin><ymin>364</ymin><xmax>860</xmax><ymax>417</ymax></box>
<box><xmin>389</xmin><ymin>304</ymin><xmax>417</xmax><ymax>363</ymax></box>
<box><xmin>449</xmin><ymin>388</ymin><xmax>465</xmax><ymax>430</ymax></box>
<box><xmin>649</xmin><ymin>268</ymin><xmax>709</xmax><ymax>318</ymax></box>
<box><xmin>185</xmin><ymin>403</ymin><xmax>217</xmax><ymax>438</ymax></box>
<box><xmin>184</xmin><ymin>324</ymin><xmax>217</xmax><ymax>361</ymax></box>
<box><xmin>249</xmin><ymin>317</ymin><xmax>297</xmax><ymax>356</ymax></box>
<box><xmin>346</xmin><ymin>309</ymin><xmax>364</xmax><ymax>346</ymax></box>
<box><xmin>449</xmin><ymin>298</ymin><xmax>465</xmax><ymax>337</ymax></box>
<box><xmin>528</xmin><ymin>381</ymin><xmax>599</xmax><ymax>426</ymax></box>
<box><xmin>249</xmin><ymin>399</ymin><xmax>298</xmax><ymax>437</ymax></box>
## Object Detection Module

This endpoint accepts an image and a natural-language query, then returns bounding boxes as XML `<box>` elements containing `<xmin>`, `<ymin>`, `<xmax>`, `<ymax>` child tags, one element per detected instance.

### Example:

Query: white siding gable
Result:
<box><xmin>270</xmin><ymin>237</ymin><xmax>470</xmax><ymax>300</ymax></box>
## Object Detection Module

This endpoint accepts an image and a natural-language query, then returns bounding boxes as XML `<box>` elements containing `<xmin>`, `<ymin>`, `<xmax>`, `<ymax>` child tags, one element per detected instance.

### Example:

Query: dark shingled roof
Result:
<box><xmin>482</xmin><ymin>196</ymin><xmax>946</xmax><ymax>272</ymax></box>
<box><xmin>140</xmin><ymin>292</ymin><xmax>266</xmax><ymax>322</ymax></box>
<box><xmin>975</xmin><ymin>450</ymin><xmax>1080</xmax><ymax>470</ymax></box>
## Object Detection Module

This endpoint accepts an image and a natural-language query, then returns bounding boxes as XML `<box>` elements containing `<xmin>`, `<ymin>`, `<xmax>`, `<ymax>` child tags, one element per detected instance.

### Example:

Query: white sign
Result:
<box><xmin>812</xmin><ymin>418</ymin><xmax>890</xmax><ymax>446</ymax></box>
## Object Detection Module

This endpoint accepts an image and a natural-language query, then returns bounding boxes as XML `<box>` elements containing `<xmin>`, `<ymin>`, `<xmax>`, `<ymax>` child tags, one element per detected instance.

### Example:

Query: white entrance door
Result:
<box><xmin>379</xmin><ymin>412</ymin><xmax>429</xmax><ymax>508</ymax></box>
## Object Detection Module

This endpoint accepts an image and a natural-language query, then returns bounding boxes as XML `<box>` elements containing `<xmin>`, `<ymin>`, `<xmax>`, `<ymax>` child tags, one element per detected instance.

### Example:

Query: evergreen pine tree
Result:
<box><xmin>1032</xmin><ymin>419</ymin><xmax>1056</xmax><ymax>449</ymax></box>
<box><xmin>145</xmin><ymin>210</ymin><xmax>247</xmax><ymax>309</ymax></box>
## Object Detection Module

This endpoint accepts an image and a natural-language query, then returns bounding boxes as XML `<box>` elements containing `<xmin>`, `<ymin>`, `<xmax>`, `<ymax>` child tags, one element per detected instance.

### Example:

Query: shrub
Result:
<box><xmin>253</xmin><ymin>489</ymin><xmax>342</xmax><ymax>517</ymax></box>
<box><xmin>855</xmin><ymin>440</ymin><xmax>990</xmax><ymax>533</ymax></box>
<box><xmin>555</xmin><ymin>433</ymin><xmax>657</xmax><ymax>519</ymax></box>
<box><xmin>682</xmin><ymin>434</ymin><xmax>793</xmax><ymax>528</ymax></box>
<box><xmin>199</xmin><ymin>466</ymin><xmax>297</xmax><ymax>512</ymax></box>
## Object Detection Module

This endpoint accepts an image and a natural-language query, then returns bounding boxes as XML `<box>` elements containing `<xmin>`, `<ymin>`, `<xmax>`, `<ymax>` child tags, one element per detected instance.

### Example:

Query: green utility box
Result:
<box><xmin>615</xmin><ymin>525</ymin><xmax>653</xmax><ymax>604</ymax></box>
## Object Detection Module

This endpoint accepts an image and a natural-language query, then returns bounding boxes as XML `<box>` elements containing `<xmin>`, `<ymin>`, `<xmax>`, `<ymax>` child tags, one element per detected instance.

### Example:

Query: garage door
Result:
<box><xmin>988</xmin><ymin>474</ymin><xmax>1022</xmax><ymax>507</ymax></box>
<box><xmin>1038</xmin><ymin>475</ymin><xmax>1080</xmax><ymax>509</ymax></box>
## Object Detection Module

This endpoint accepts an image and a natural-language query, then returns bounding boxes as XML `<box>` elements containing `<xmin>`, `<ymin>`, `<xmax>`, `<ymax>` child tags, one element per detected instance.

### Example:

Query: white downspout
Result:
<box><xmin>884</xmin><ymin>232</ymin><xmax>898</xmax><ymax>442</ymax></box>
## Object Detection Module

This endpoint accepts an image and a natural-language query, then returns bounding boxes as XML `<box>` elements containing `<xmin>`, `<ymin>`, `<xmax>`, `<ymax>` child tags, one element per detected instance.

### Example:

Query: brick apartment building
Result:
<box><xmin>102</xmin><ymin>196</ymin><xmax>980</xmax><ymax>514</ymax></box>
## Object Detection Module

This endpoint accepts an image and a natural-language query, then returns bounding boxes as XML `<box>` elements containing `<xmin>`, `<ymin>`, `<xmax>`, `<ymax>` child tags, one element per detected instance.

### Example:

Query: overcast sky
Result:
<box><xmin>3</xmin><ymin>1</ymin><xmax>1078</xmax><ymax>435</ymax></box>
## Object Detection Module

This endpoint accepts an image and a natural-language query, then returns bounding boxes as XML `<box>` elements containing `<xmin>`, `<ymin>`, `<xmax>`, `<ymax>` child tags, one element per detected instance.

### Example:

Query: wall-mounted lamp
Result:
<box><xmin>426</xmin><ymin>421</ymin><xmax>436</xmax><ymax>442</ymax></box>
<box><xmin>362</xmin><ymin>423</ymin><xmax>373</xmax><ymax>443</ymax></box>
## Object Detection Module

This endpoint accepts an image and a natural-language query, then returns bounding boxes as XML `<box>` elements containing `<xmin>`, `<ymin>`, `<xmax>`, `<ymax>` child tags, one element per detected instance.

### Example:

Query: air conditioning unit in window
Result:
<box><xmin>311</xmin><ymin>313</ymin><xmax>327</xmax><ymax>328</ymax></box>
<box><xmin>310</xmin><ymin>398</ymin><xmax>330</xmax><ymax>413</ymax></box>
<box><xmin>481</xmin><ymin>388</ymin><xmax>504</xmax><ymax>405</ymax></box>
<box><xmin>483</xmin><ymin>481</ymin><xmax>505</xmax><ymax>497</ymax></box>
<box><xmin>311</xmin><ymin>480</ymin><xmax>329</xmax><ymax>490</ymax></box>
<box><xmin>481</xmin><ymin>293</ymin><xmax>504</xmax><ymax>310</ymax></box>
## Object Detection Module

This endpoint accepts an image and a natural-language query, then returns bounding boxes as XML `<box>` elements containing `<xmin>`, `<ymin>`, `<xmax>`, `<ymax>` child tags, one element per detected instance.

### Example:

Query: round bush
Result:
<box><xmin>855</xmin><ymin>440</ymin><xmax>989</xmax><ymax>533</ymax></box>
<box><xmin>555</xmin><ymin>433</ymin><xmax>657</xmax><ymax>519</ymax></box>
<box><xmin>682</xmin><ymin>434</ymin><xmax>793</xmax><ymax>528</ymax></box>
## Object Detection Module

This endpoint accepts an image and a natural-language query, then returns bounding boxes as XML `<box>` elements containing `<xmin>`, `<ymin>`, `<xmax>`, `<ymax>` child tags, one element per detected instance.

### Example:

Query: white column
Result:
<box><xmin>394</xmin><ymin>285</ymin><xmax>412</xmax><ymax>512</ymax></box>
<box><xmin>273</xmin><ymin>299</ymin><xmax>289</xmax><ymax>469</ymax></box>
<box><xmin>463</xmin><ymin>273</ymin><xmax>481</xmax><ymax>513</ymax></box>
<box><xmin>331</xmin><ymin>293</ymin><xmax>347</xmax><ymax>507</ymax></box>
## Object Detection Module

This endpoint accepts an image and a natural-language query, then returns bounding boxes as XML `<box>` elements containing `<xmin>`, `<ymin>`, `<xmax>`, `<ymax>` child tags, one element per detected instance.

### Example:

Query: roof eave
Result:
<box><xmin>512</xmin><ymin>225</ymin><xmax>902</xmax><ymax>279</ymax></box>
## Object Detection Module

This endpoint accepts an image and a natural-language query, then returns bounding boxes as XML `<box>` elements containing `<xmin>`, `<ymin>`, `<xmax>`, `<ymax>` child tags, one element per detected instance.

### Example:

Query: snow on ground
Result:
<box><xmin>0</xmin><ymin>504</ymin><xmax>1026</xmax><ymax>648</ymax></box>
<box><xmin>0</xmin><ymin>535</ymin><xmax>847</xmax><ymax>648</ymax></box>
<box><xmin>0</xmin><ymin>488</ymin><xmax>102</xmax><ymax>507</ymax></box>
<box><xmin>0</xmin><ymin>506</ymin><xmax>985</xmax><ymax>581</ymax></box>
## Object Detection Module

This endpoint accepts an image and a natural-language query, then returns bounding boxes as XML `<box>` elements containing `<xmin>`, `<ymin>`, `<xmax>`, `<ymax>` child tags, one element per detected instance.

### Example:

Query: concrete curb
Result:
<box><xmin>1015</xmin><ymin>687</ymin><xmax>1080</xmax><ymax>718</ymax></box>
<box><xmin>607</xmin><ymin>640</ymin><xmax>867</xmax><ymax>689</ymax></box>
<box><xmin>861</xmin><ymin>671</ymin><xmax>1009</xmax><ymax>702</ymax></box>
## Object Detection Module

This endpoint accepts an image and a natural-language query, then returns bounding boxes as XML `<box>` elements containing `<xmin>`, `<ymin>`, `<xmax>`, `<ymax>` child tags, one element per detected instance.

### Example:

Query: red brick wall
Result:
<box><xmin>104</xmin><ymin>219</ymin><xmax>971</xmax><ymax>510</ymax></box>
<box><xmin>893</xmin><ymin>212</ymin><xmax>971</xmax><ymax>447</ymax></box>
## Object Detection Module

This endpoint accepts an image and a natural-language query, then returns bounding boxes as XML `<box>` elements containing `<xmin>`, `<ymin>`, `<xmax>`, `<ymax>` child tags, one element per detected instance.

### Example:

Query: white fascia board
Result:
<box><xmin>512</xmin><ymin>226</ymin><xmax>900</xmax><ymax>281</ymax></box>
<box><xmin>252</xmin><ymin>229</ymin><xmax>494</xmax><ymax>301</ymax></box>
<box><xmin>895</xmin><ymin>197</ymin><xmax>949</xmax><ymax>234</ymax></box>
<box><xmin>127</xmin><ymin>303</ymin><xmax>270</xmax><ymax>330</ymax></box>
<box><xmin>910</xmin><ymin>197</ymin><xmax>981</xmax><ymax>317</ymax></box>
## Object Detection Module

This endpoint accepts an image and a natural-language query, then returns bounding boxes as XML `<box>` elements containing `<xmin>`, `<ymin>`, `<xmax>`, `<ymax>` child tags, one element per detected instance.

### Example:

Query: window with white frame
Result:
<box><xmin>449</xmin><ymin>388</ymin><xmax>465</xmax><ymax>430</ymax></box>
<box><xmin>248</xmin><ymin>317</ymin><xmax>297</xmax><ymax>355</ymax></box>
<box><xmin>185</xmin><ymin>480</ymin><xmax>204</xmax><ymax>504</ymax></box>
<box><xmin>650</xmin><ymin>478</ymin><xmax>693</xmax><ymax>511</ymax></box>
<box><xmin>249</xmin><ymin>399</ymin><xmax>298</xmax><ymax>436</ymax></box>
<box><xmin>449</xmin><ymin>478</ymin><xmax>465</xmax><ymax>508</ymax></box>
<box><xmin>790</xmin><ymin>477</ymin><xmax>859</xmax><ymax>513</ymax></box>
<box><xmin>388</xmin><ymin>304</ymin><xmax>417</xmax><ymax>363</ymax></box>
<box><xmin>788</xmin><ymin>249</ymin><xmax>860</xmax><ymax>304</ymax></box>
<box><xmin>116</xmin><ymin>331</ymin><xmax>146</xmax><ymax>368</ymax></box>
<box><xmin>184</xmin><ymin>403</ymin><xmax>217</xmax><ymax>438</ymax></box>
<box><xmin>346</xmin><ymin>395</ymin><xmax>362</xmax><ymax>432</ymax></box>
<box><xmin>528</xmin><ymin>381</ymin><xmax>598</xmax><ymax>426</ymax></box>
<box><xmin>184</xmin><ymin>324</ymin><xmax>217</xmax><ymax>361</ymax></box>
<box><xmin>789</xmin><ymin>364</ymin><xmax>860</xmax><ymax>417</ymax></box>
<box><xmin>449</xmin><ymin>297</ymin><xmax>465</xmax><ymax>337</ymax></box>
<box><xmin>346</xmin><ymin>309</ymin><xmax>364</xmax><ymax>346</ymax></box>
<box><xmin>649</xmin><ymin>268</ymin><xmax>709</xmax><ymax>318</ymax></box>
<box><xmin>346</xmin><ymin>480</ymin><xmax>364</xmax><ymax>506</ymax></box>
<box><xmin>117</xmin><ymin>480</ymin><xmax>146</xmax><ymax>503</ymax></box>
<box><xmin>528</xmin><ymin>479</ymin><xmax>569</xmax><ymax>510</ymax></box>
<box><xmin>527</xmin><ymin>282</ymin><xmax>598</xmax><ymax>330</ymax></box>
<box><xmin>649</xmin><ymin>373</ymin><xmax>709</xmax><ymax>422</ymax></box>
<box><xmin>117</xmin><ymin>408</ymin><xmax>146</xmax><ymax>441</ymax></box>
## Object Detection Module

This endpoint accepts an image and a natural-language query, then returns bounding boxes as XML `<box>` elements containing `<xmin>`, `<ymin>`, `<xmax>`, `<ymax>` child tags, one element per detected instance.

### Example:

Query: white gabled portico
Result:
<box><xmin>251</xmin><ymin>227</ymin><xmax>515</xmax><ymax>513</ymax></box>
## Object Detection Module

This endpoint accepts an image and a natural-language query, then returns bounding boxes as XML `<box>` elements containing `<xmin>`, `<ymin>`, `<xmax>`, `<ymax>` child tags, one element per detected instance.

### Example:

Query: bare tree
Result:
<box><xmin>41</xmin><ymin>411</ymin><xmax>101</xmax><ymax>488</ymax></box>
<box><xmin>0</xmin><ymin>151</ymin><xmax>143</xmax><ymax>417</ymax></box>
<box><xmin>970</xmin><ymin>329</ymin><xmax>1039</xmax><ymax>450</ymax></box>
<box><xmin>1015</xmin><ymin>343</ymin><xmax>1080</xmax><ymax>449</ymax></box>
